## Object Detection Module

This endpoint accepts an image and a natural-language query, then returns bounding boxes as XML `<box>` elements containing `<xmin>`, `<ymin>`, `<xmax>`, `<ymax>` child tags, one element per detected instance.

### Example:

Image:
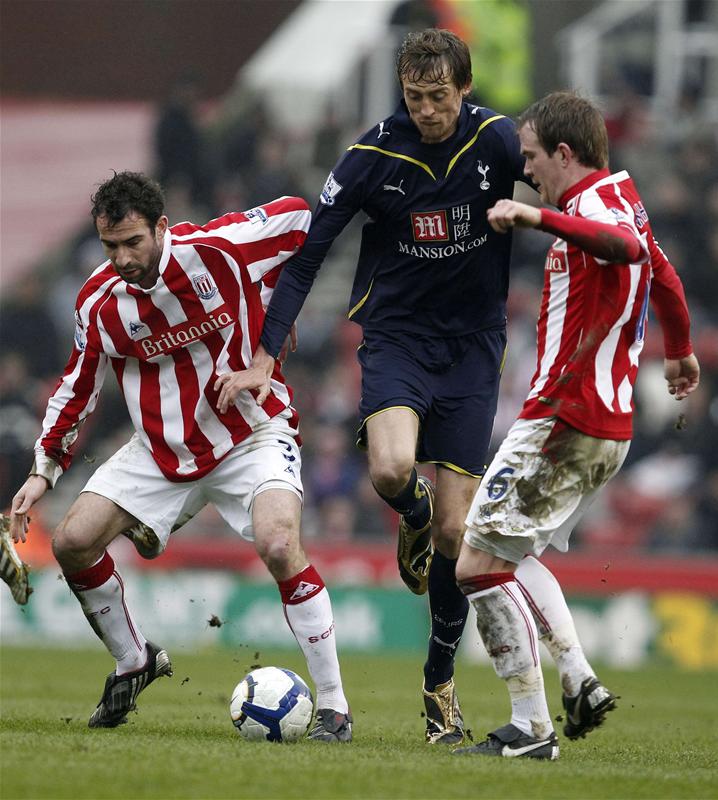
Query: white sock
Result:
<box><xmin>278</xmin><ymin>565</ymin><xmax>349</xmax><ymax>714</ymax></box>
<box><xmin>467</xmin><ymin>579</ymin><xmax>553</xmax><ymax>739</ymax></box>
<box><xmin>67</xmin><ymin>551</ymin><xmax>147</xmax><ymax>675</ymax></box>
<box><xmin>516</xmin><ymin>556</ymin><xmax>595</xmax><ymax>697</ymax></box>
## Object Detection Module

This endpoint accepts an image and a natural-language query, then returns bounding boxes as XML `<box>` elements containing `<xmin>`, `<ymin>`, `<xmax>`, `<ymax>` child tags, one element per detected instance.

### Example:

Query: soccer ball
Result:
<box><xmin>230</xmin><ymin>666</ymin><xmax>314</xmax><ymax>742</ymax></box>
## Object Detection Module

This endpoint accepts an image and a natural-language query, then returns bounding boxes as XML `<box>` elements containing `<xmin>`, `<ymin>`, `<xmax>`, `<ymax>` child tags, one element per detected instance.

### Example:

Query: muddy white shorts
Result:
<box><xmin>82</xmin><ymin>420</ymin><xmax>303</xmax><ymax>548</ymax></box>
<box><xmin>464</xmin><ymin>417</ymin><xmax>629</xmax><ymax>563</ymax></box>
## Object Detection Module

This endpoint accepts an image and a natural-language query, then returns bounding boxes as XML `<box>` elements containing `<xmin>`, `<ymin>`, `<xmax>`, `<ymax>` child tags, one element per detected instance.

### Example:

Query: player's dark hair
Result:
<box><xmin>518</xmin><ymin>91</ymin><xmax>609</xmax><ymax>170</ymax></box>
<box><xmin>396</xmin><ymin>28</ymin><xmax>472</xmax><ymax>90</ymax></box>
<box><xmin>91</xmin><ymin>171</ymin><xmax>165</xmax><ymax>228</ymax></box>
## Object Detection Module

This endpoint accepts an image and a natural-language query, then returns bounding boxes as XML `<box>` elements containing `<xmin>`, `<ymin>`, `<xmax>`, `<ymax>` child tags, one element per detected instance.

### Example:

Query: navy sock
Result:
<box><xmin>375</xmin><ymin>468</ymin><xmax>431</xmax><ymax>530</ymax></box>
<box><xmin>423</xmin><ymin>551</ymin><xmax>469</xmax><ymax>692</ymax></box>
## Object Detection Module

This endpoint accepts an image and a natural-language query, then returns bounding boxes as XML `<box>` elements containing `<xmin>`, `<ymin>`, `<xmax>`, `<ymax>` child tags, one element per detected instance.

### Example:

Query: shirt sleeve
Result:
<box><xmin>539</xmin><ymin>208</ymin><xmax>647</xmax><ymax>264</ymax></box>
<box><xmin>32</xmin><ymin>302</ymin><xmax>109</xmax><ymax>487</ymax></box>
<box><xmin>189</xmin><ymin>197</ymin><xmax>312</xmax><ymax>286</ymax></box>
<box><xmin>261</xmin><ymin>151</ymin><xmax>367</xmax><ymax>358</ymax></box>
<box><xmin>647</xmin><ymin>237</ymin><xmax>693</xmax><ymax>359</ymax></box>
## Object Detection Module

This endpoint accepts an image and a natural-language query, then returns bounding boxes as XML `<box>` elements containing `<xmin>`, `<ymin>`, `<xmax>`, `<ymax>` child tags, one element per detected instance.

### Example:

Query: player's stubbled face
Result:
<box><xmin>97</xmin><ymin>211</ymin><xmax>167</xmax><ymax>289</ymax></box>
<box><xmin>402</xmin><ymin>70</ymin><xmax>468</xmax><ymax>144</ymax></box>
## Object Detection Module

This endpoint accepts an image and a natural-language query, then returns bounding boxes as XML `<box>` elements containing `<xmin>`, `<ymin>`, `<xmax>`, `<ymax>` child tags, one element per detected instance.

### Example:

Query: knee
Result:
<box><xmin>454</xmin><ymin>550</ymin><xmax>473</xmax><ymax>585</ymax></box>
<box><xmin>432</xmin><ymin>514</ymin><xmax>465</xmax><ymax>559</ymax></box>
<box><xmin>254</xmin><ymin>520</ymin><xmax>301</xmax><ymax>577</ymax></box>
<box><xmin>454</xmin><ymin>542</ymin><xmax>494</xmax><ymax>584</ymax></box>
<box><xmin>368</xmin><ymin>458</ymin><xmax>414</xmax><ymax>497</ymax></box>
<box><xmin>256</xmin><ymin>536</ymin><xmax>293</xmax><ymax>575</ymax></box>
<box><xmin>52</xmin><ymin>517</ymin><xmax>96</xmax><ymax>568</ymax></box>
<box><xmin>454</xmin><ymin>545</ymin><xmax>515</xmax><ymax>586</ymax></box>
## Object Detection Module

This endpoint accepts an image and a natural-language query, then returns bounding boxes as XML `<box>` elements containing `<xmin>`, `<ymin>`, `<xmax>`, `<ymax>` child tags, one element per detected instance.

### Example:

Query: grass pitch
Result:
<box><xmin>1</xmin><ymin>645</ymin><xmax>716</xmax><ymax>800</ymax></box>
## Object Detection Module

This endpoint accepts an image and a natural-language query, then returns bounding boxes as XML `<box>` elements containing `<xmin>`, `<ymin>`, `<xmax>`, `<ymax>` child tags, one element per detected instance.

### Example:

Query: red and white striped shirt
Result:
<box><xmin>520</xmin><ymin>169</ymin><xmax>692</xmax><ymax>440</ymax></box>
<box><xmin>35</xmin><ymin>196</ymin><xmax>311</xmax><ymax>484</ymax></box>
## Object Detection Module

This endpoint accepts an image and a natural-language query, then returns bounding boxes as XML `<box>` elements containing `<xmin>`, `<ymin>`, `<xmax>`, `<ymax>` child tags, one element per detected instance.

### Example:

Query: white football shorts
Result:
<box><xmin>464</xmin><ymin>417</ymin><xmax>630</xmax><ymax>563</ymax></box>
<box><xmin>82</xmin><ymin>420</ymin><xmax>303</xmax><ymax>547</ymax></box>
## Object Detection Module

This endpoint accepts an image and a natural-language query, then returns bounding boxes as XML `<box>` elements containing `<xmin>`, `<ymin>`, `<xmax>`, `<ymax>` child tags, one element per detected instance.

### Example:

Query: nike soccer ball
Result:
<box><xmin>230</xmin><ymin>666</ymin><xmax>314</xmax><ymax>742</ymax></box>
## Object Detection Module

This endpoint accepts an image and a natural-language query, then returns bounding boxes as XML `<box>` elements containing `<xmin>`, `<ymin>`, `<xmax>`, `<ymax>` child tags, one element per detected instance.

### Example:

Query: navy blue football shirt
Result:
<box><xmin>262</xmin><ymin>100</ymin><xmax>528</xmax><ymax>356</ymax></box>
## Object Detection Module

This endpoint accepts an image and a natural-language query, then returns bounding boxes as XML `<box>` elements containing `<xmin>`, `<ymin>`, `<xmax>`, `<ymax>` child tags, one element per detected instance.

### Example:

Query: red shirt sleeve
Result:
<box><xmin>647</xmin><ymin>238</ymin><xmax>693</xmax><ymax>359</ymax></box>
<box><xmin>540</xmin><ymin>208</ymin><xmax>646</xmax><ymax>263</ymax></box>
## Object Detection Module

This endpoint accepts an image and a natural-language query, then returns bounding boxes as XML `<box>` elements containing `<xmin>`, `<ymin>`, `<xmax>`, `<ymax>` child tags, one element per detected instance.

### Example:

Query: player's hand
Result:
<box><xmin>10</xmin><ymin>476</ymin><xmax>48</xmax><ymax>543</ymax></box>
<box><xmin>487</xmin><ymin>199</ymin><xmax>541</xmax><ymax>233</ymax></box>
<box><xmin>278</xmin><ymin>323</ymin><xmax>298</xmax><ymax>364</ymax></box>
<box><xmin>214</xmin><ymin>345</ymin><xmax>276</xmax><ymax>412</ymax></box>
<box><xmin>664</xmin><ymin>353</ymin><xmax>700</xmax><ymax>400</ymax></box>
<box><xmin>214</xmin><ymin>366</ymin><xmax>269</xmax><ymax>414</ymax></box>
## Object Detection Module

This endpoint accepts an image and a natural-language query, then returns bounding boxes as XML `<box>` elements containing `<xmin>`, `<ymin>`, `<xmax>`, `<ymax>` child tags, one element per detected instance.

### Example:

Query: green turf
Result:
<box><xmin>1</xmin><ymin>646</ymin><xmax>716</xmax><ymax>800</ymax></box>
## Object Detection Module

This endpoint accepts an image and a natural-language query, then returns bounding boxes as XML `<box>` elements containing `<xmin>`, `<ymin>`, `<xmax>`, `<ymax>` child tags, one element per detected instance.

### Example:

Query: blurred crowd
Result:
<box><xmin>2</xmin><ymin>70</ymin><xmax>717</xmax><ymax>556</ymax></box>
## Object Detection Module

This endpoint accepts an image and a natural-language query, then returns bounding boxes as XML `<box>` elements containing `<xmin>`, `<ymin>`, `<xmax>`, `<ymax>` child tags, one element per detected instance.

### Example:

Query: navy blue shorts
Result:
<box><xmin>356</xmin><ymin>328</ymin><xmax>507</xmax><ymax>476</ymax></box>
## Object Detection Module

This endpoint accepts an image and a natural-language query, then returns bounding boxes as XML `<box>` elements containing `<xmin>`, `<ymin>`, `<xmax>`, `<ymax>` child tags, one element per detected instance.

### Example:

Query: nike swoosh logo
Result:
<box><xmin>501</xmin><ymin>739</ymin><xmax>552</xmax><ymax>757</ymax></box>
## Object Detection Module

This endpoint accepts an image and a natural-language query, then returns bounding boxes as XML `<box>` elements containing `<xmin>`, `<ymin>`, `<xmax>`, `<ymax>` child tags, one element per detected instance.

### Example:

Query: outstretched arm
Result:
<box><xmin>487</xmin><ymin>200</ymin><xmax>645</xmax><ymax>263</ymax></box>
<box><xmin>261</xmin><ymin>157</ymin><xmax>365</xmax><ymax>358</ymax></box>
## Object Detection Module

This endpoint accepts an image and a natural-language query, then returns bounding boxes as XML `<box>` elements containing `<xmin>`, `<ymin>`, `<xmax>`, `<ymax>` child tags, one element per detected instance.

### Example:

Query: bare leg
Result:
<box><xmin>366</xmin><ymin>408</ymin><xmax>418</xmax><ymax>497</ymax></box>
<box><xmin>53</xmin><ymin>491</ymin><xmax>137</xmax><ymax>573</ymax></box>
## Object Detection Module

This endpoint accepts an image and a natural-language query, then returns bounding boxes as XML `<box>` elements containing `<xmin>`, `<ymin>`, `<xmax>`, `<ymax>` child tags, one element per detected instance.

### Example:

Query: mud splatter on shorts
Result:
<box><xmin>464</xmin><ymin>417</ymin><xmax>629</xmax><ymax>563</ymax></box>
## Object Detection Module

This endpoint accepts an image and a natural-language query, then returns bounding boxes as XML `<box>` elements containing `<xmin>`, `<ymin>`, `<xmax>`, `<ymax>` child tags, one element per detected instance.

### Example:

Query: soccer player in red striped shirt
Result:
<box><xmin>453</xmin><ymin>92</ymin><xmax>699</xmax><ymax>760</ymax></box>
<box><xmin>8</xmin><ymin>172</ymin><xmax>352</xmax><ymax>740</ymax></box>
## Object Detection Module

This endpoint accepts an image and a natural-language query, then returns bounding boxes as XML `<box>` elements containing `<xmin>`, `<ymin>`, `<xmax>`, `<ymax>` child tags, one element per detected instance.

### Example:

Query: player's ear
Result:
<box><xmin>557</xmin><ymin>142</ymin><xmax>573</xmax><ymax>166</ymax></box>
<box><xmin>155</xmin><ymin>215</ymin><xmax>169</xmax><ymax>240</ymax></box>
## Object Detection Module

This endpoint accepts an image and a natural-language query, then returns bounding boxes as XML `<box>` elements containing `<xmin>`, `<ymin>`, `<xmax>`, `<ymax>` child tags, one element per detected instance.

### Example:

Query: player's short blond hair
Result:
<box><xmin>518</xmin><ymin>91</ymin><xmax>609</xmax><ymax>170</ymax></box>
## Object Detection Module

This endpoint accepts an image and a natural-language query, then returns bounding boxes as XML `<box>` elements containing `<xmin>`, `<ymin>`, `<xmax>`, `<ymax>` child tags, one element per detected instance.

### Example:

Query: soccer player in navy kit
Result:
<box><xmin>225</xmin><ymin>30</ymin><xmax>604</xmax><ymax>745</ymax></box>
